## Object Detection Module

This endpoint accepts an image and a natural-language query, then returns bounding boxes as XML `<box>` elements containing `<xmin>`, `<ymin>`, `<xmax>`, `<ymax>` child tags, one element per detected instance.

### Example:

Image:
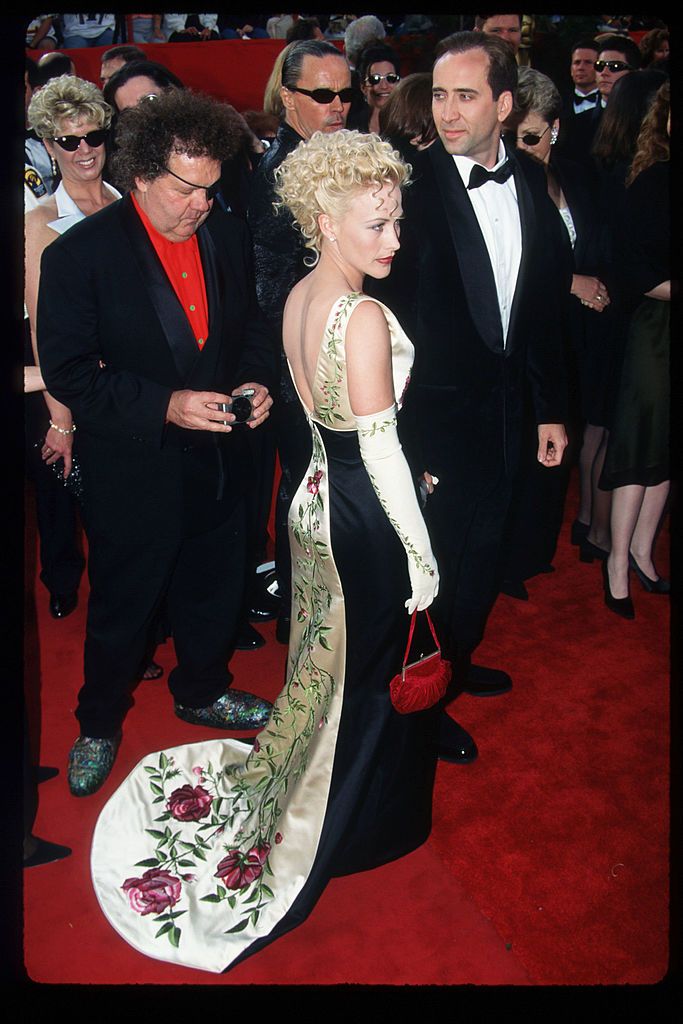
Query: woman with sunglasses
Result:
<box><xmin>24</xmin><ymin>75</ymin><xmax>121</xmax><ymax>624</ymax></box>
<box><xmin>350</xmin><ymin>43</ymin><xmax>401</xmax><ymax>134</ymax></box>
<box><xmin>497</xmin><ymin>66</ymin><xmax>615</xmax><ymax>595</ymax></box>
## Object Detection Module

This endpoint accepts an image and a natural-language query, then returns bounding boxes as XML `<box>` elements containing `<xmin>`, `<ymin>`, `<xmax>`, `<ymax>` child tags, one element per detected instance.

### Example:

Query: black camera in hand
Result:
<box><xmin>218</xmin><ymin>388</ymin><xmax>255</xmax><ymax>425</ymax></box>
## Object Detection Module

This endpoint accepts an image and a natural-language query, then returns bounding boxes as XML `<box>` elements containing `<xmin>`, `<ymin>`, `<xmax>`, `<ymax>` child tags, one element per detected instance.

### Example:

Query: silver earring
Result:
<box><xmin>550</xmin><ymin>127</ymin><xmax>559</xmax><ymax>145</ymax></box>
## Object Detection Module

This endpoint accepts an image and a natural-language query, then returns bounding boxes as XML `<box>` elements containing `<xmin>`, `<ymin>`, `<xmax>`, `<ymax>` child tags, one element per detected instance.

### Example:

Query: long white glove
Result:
<box><xmin>356</xmin><ymin>404</ymin><xmax>439</xmax><ymax>614</ymax></box>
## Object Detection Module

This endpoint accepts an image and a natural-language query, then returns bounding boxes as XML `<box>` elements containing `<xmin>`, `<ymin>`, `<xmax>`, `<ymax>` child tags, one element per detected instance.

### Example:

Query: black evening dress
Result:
<box><xmin>600</xmin><ymin>161</ymin><xmax>670</xmax><ymax>490</ymax></box>
<box><xmin>90</xmin><ymin>293</ymin><xmax>438</xmax><ymax>972</ymax></box>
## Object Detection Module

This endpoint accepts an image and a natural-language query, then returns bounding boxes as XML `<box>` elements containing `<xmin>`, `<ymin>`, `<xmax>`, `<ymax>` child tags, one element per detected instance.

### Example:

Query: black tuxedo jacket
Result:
<box><xmin>37</xmin><ymin>194</ymin><xmax>276</xmax><ymax>541</ymax></box>
<box><xmin>371</xmin><ymin>139</ymin><xmax>569</xmax><ymax>488</ymax></box>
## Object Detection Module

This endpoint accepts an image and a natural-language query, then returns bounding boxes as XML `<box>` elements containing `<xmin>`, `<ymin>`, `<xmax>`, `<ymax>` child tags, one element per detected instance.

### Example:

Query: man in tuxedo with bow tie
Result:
<box><xmin>38</xmin><ymin>90</ymin><xmax>276</xmax><ymax>796</ymax></box>
<box><xmin>371</xmin><ymin>31</ymin><xmax>568</xmax><ymax>763</ymax></box>
<box><xmin>567</xmin><ymin>38</ymin><xmax>601</xmax><ymax>114</ymax></box>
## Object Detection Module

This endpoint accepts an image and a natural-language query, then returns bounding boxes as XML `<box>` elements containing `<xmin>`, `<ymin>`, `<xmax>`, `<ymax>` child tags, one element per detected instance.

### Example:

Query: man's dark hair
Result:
<box><xmin>286</xmin><ymin>17</ymin><xmax>321</xmax><ymax>43</ymax></box>
<box><xmin>110</xmin><ymin>88</ymin><xmax>248</xmax><ymax>191</ymax></box>
<box><xmin>358</xmin><ymin>44</ymin><xmax>400</xmax><ymax>83</ymax></box>
<box><xmin>434</xmin><ymin>31</ymin><xmax>518</xmax><ymax>100</ymax></box>
<box><xmin>281</xmin><ymin>39</ymin><xmax>348</xmax><ymax>90</ymax></box>
<box><xmin>103</xmin><ymin>60</ymin><xmax>185</xmax><ymax>109</ymax></box>
<box><xmin>25</xmin><ymin>55</ymin><xmax>41</xmax><ymax>90</ymax></box>
<box><xmin>474</xmin><ymin>13</ymin><xmax>523</xmax><ymax>30</ymax></box>
<box><xmin>571</xmin><ymin>37</ymin><xmax>600</xmax><ymax>57</ymax></box>
<box><xmin>101</xmin><ymin>44</ymin><xmax>146</xmax><ymax>65</ymax></box>
<box><xmin>596</xmin><ymin>33</ymin><xmax>642</xmax><ymax>69</ymax></box>
<box><xmin>34</xmin><ymin>52</ymin><xmax>74</xmax><ymax>87</ymax></box>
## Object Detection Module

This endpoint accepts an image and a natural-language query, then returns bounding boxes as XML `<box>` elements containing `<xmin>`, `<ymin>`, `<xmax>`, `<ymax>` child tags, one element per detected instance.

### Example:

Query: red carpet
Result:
<box><xmin>22</xmin><ymin>471</ymin><xmax>671</xmax><ymax>988</ymax></box>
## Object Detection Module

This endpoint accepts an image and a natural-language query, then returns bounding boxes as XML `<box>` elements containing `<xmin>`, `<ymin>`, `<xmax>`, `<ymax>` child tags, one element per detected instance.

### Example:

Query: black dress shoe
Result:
<box><xmin>276</xmin><ymin>614</ymin><xmax>290</xmax><ymax>645</ymax></box>
<box><xmin>602</xmin><ymin>561</ymin><xmax>634</xmax><ymax>619</ymax></box>
<box><xmin>234</xmin><ymin>623</ymin><xmax>265</xmax><ymax>651</ymax></box>
<box><xmin>49</xmin><ymin>591</ymin><xmax>78</xmax><ymax>618</ymax></box>
<box><xmin>579</xmin><ymin>538</ymin><xmax>609</xmax><ymax>563</ymax></box>
<box><xmin>437</xmin><ymin>713</ymin><xmax>478</xmax><ymax>763</ymax></box>
<box><xmin>24</xmin><ymin>835</ymin><xmax>72</xmax><ymax>868</ymax></box>
<box><xmin>462</xmin><ymin>664</ymin><xmax>513</xmax><ymax>697</ymax></box>
<box><xmin>249</xmin><ymin>606</ymin><xmax>278</xmax><ymax>623</ymax></box>
<box><xmin>499</xmin><ymin>578</ymin><xmax>529</xmax><ymax>601</ymax></box>
<box><xmin>628</xmin><ymin>552</ymin><xmax>670</xmax><ymax>594</ymax></box>
<box><xmin>570</xmin><ymin>519</ymin><xmax>589</xmax><ymax>546</ymax></box>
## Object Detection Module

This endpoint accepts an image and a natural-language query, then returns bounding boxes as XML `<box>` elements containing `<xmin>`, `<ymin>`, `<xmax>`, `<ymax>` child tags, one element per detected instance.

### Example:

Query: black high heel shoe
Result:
<box><xmin>602</xmin><ymin>561</ymin><xmax>635</xmax><ymax>619</ymax></box>
<box><xmin>570</xmin><ymin>519</ymin><xmax>589</xmax><ymax>546</ymax></box>
<box><xmin>628</xmin><ymin>552</ymin><xmax>670</xmax><ymax>594</ymax></box>
<box><xmin>580</xmin><ymin>538</ymin><xmax>609</xmax><ymax>563</ymax></box>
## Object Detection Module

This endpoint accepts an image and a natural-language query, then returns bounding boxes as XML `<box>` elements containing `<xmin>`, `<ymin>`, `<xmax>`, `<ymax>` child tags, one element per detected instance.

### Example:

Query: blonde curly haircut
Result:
<box><xmin>274</xmin><ymin>129</ymin><xmax>411</xmax><ymax>264</ymax></box>
<box><xmin>27</xmin><ymin>74</ymin><xmax>112</xmax><ymax>139</ymax></box>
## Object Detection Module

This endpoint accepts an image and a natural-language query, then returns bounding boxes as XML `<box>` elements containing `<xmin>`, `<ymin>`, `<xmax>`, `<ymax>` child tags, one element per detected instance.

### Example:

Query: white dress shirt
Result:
<box><xmin>452</xmin><ymin>139</ymin><xmax>521</xmax><ymax>346</ymax></box>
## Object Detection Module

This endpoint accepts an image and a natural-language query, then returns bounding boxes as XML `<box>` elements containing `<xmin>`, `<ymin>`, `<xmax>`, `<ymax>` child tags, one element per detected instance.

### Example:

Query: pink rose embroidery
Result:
<box><xmin>122</xmin><ymin>868</ymin><xmax>182</xmax><ymax>916</ymax></box>
<box><xmin>167</xmin><ymin>784</ymin><xmax>213</xmax><ymax>822</ymax></box>
<box><xmin>307</xmin><ymin>470</ymin><xmax>323</xmax><ymax>495</ymax></box>
<box><xmin>215</xmin><ymin>843</ymin><xmax>271</xmax><ymax>890</ymax></box>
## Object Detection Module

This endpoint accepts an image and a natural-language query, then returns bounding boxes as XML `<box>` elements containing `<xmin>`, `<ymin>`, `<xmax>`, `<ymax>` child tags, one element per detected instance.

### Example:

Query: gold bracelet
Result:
<box><xmin>49</xmin><ymin>420</ymin><xmax>77</xmax><ymax>435</ymax></box>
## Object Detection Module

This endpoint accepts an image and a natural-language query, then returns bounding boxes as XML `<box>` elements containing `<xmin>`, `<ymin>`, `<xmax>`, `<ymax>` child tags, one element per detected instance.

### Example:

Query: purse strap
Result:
<box><xmin>402</xmin><ymin>609</ymin><xmax>441</xmax><ymax>667</ymax></box>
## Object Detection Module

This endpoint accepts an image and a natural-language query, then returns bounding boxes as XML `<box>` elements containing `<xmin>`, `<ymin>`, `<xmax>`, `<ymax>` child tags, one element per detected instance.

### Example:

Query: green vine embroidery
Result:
<box><xmin>122</xmin><ymin>428</ymin><xmax>338</xmax><ymax>944</ymax></box>
<box><xmin>368</xmin><ymin>471</ymin><xmax>436</xmax><ymax>577</ymax></box>
<box><xmin>318</xmin><ymin>293</ymin><xmax>360</xmax><ymax>427</ymax></box>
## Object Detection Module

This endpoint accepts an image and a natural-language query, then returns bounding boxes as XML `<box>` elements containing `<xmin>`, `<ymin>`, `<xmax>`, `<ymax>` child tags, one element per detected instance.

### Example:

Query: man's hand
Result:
<box><xmin>537</xmin><ymin>423</ymin><xmax>568</xmax><ymax>467</ymax></box>
<box><xmin>235</xmin><ymin>382</ymin><xmax>272</xmax><ymax>430</ymax></box>
<box><xmin>166</xmin><ymin>390</ymin><xmax>238</xmax><ymax>431</ymax></box>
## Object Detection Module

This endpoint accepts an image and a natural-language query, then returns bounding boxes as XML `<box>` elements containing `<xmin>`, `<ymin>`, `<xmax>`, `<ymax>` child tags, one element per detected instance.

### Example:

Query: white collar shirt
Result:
<box><xmin>452</xmin><ymin>139</ymin><xmax>522</xmax><ymax>346</ymax></box>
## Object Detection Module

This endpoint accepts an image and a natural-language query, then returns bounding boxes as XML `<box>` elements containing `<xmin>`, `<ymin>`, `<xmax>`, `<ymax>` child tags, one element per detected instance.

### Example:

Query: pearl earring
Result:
<box><xmin>550</xmin><ymin>127</ymin><xmax>559</xmax><ymax>145</ymax></box>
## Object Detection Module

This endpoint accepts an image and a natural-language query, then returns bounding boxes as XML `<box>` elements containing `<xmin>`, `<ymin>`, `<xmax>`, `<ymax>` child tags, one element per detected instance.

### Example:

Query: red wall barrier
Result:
<box><xmin>26</xmin><ymin>39</ymin><xmax>289</xmax><ymax>112</ymax></box>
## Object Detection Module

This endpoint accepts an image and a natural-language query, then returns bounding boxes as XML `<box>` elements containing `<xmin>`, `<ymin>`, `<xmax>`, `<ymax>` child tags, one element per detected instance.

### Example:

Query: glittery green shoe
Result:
<box><xmin>67</xmin><ymin>733</ymin><xmax>121</xmax><ymax>797</ymax></box>
<box><xmin>174</xmin><ymin>690</ymin><xmax>272</xmax><ymax>731</ymax></box>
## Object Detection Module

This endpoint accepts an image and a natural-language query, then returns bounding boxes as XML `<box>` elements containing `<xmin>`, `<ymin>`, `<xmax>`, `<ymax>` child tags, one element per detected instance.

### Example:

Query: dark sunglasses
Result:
<box><xmin>594</xmin><ymin>60</ymin><xmax>633</xmax><ymax>73</ymax></box>
<box><xmin>287</xmin><ymin>85</ymin><xmax>354</xmax><ymax>105</ymax></box>
<box><xmin>164</xmin><ymin>165</ymin><xmax>221</xmax><ymax>200</ymax></box>
<box><xmin>52</xmin><ymin>129</ymin><xmax>108</xmax><ymax>151</ymax></box>
<box><xmin>518</xmin><ymin>125</ymin><xmax>550</xmax><ymax>146</ymax></box>
<box><xmin>366</xmin><ymin>72</ymin><xmax>400</xmax><ymax>86</ymax></box>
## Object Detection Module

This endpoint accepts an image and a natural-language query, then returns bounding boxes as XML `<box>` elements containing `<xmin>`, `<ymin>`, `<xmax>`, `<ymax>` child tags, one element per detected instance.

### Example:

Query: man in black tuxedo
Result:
<box><xmin>372</xmin><ymin>32</ymin><xmax>568</xmax><ymax>762</ymax></box>
<box><xmin>38</xmin><ymin>90</ymin><xmax>276</xmax><ymax>796</ymax></box>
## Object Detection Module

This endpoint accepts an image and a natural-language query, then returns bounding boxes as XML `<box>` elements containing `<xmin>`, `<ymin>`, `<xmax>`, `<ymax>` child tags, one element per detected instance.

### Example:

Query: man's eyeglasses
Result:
<box><xmin>287</xmin><ymin>85</ymin><xmax>354</xmax><ymax>105</ymax></box>
<box><xmin>164</xmin><ymin>165</ymin><xmax>222</xmax><ymax>200</ymax></box>
<box><xmin>52</xmin><ymin>129</ymin><xmax>108</xmax><ymax>151</ymax></box>
<box><xmin>366</xmin><ymin>72</ymin><xmax>400</xmax><ymax>86</ymax></box>
<box><xmin>518</xmin><ymin>125</ymin><xmax>550</xmax><ymax>146</ymax></box>
<box><xmin>594</xmin><ymin>60</ymin><xmax>633</xmax><ymax>73</ymax></box>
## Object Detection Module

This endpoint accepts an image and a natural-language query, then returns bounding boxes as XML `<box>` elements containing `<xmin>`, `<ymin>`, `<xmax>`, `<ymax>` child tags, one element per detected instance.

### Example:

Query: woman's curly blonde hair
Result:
<box><xmin>27</xmin><ymin>74</ymin><xmax>112</xmax><ymax>138</ymax></box>
<box><xmin>274</xmin><ymin>129</ymin><xmax>411</xmax><ymax>264</ymax></box>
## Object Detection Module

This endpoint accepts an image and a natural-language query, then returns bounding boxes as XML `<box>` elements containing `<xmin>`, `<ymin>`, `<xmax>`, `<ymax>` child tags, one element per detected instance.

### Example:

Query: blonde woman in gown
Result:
<box><xmin>91</xmin><ymin>130</ymin><xmax>440</xmax><ymax>973</ymax></box>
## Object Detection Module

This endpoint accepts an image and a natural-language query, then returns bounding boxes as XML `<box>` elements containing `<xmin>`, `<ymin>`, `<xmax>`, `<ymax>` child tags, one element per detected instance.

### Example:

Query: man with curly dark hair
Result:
<box><xmin>37</xmin><ymin>89</ymin><xmax>277</xmax><ymax>797</ymax></box>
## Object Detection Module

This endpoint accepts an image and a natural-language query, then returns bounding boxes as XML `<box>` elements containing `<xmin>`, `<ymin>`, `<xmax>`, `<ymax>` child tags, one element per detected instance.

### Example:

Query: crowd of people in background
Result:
<box><xmin>23</xmin><ymin>11</ymin><xmax>670</xmax><ymax>951</ymax></box>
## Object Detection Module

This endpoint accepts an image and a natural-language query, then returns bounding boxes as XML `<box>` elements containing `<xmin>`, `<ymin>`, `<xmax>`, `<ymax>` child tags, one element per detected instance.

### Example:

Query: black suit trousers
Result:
<box><xmin>77</xmin><ymin>498</ymin><xmax>246</xmax><ymax>737</ymax></box>
<box><xmin>424</xmin><ymin>468</ymin><xmax>514</xmax><ymax>661</ymax></box>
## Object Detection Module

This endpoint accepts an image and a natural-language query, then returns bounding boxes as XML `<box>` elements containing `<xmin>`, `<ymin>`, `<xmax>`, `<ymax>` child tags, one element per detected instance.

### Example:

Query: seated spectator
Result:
<box><xmin>267</xmin><ymin>14</ymin><xmax>295</xmax><ymax>39</ymax></box>
<box><xmin>129</xmin><ymin>14</ymin><xmax>167</xmax><ymax>44</ymax></box>
<box><xmin>100</xmin><ymin>44</ymin><xmax>146</xmax><ymax>87</ymax></box>
<box><xmin>163</xmin><ymin>14</ymin><xmax>220</xmax><ymax>42</ymax></box>
<box><xmin>59</xmin><ymin>13</ymin><xmax>117</xmax><ymax>49</ymax></box>
<box><xmin>25</xmin><ymin>15</ymin><xmax>58</xmax><ymax>52</ymax></box>
<box><xmin>219</xmin><ymin>15</ymin><xmax>269</xmax><ymax>39</ymax></box>
<box><xmin>349</xmin><ymin>43</ymin><xmax>401</xmax><ymax>134</ymax></box>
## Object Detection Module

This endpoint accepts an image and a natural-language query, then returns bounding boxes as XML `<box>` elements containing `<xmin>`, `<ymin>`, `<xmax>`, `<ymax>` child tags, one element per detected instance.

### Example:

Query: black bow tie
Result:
<box><xmin>575</xmin><ymin>90</ymin><xmax>599</xmax><ymax>104</ymax></box>
<box><xmin>467</xmin><ymin>159</ymin><xmax>514</xmax><ymax>190</ymax></box>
